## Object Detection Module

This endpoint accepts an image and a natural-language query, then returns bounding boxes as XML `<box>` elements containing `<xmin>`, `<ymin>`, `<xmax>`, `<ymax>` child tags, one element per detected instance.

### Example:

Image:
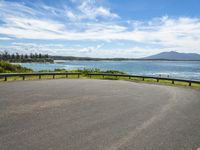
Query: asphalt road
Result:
<box><xmin>0</xmin><ymin>79</ymin><xmax>200</xmax><ymax>150</ymax></box>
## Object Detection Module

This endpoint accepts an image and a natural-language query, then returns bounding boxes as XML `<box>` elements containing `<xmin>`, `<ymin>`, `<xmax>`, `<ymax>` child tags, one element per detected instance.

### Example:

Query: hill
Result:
<box><xmin>144</xmin><ymin>51</ymin><xmax>200</xmax><ymax>60</ymax></box>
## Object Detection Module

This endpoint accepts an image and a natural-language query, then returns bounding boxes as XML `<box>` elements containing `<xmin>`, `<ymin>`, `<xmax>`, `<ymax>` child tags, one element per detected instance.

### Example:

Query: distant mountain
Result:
<box><xmin>51</xmin><ymin>51</ymin><xmax>200</xmax><ymax>61</ymax></box>
<box><xmin>144</xmin><ymin>51</ymin><xmax>200</xmax><ymax>60</ymax></box>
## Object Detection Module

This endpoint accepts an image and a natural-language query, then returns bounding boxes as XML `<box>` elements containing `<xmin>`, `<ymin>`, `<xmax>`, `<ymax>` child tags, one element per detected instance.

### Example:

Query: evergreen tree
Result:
<box><xmin>16</xmin><ymin>53</ymin><xmax>20</xmax><ymax>60</ymax></box>
<box><xmin>11</xmin><ymin>53</ymin><xmax>15</xmax><ymax>59</ymax></box>
<box><xmin>39</xmin><ymin>53</ymin><xmax>42</xmax><ymax>58</ymax></box>
<box><xmin>20</xmin><ymin>54</ymin><xmax>24</xmax><ymax>60</ymax></box>
<box><xmin>25</xmin><ymin>54</ymin><xmax>28</xmax><ymax>59</ymax></box>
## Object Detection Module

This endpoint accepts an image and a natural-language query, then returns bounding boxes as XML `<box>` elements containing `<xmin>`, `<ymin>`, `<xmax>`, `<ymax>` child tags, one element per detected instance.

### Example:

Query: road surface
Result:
<box><xmin>0</xmin><ymin>79</ymin><xmax>200</xmax><ymax>150</ymax></box>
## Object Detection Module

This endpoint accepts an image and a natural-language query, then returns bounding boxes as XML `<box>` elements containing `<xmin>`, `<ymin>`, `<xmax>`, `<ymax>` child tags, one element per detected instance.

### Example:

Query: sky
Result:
<box><xmin>0</xmin><ymin>0</ymin><xmax>200</xmax><ymax>58</ymax></box>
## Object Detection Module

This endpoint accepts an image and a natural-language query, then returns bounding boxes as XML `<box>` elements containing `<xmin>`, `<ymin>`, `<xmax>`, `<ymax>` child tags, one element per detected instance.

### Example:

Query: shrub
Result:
<box><xmin>0</xmin><ymin>61</ymin><xmax>32</xmax><ymax>73</ymax></box>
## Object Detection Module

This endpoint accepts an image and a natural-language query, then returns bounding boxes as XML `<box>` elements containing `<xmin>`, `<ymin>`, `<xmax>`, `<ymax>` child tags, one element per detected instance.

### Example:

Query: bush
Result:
<box><xmin>39</xmin><ymin>68</ymin><xmax>126</xmax><ymax>76</ymax></box>
<box><xmin>103</xmin><ymin>70</ymin><xmax>126</xmax><ymax>74</ymax></box>
<box><xmin>0</xmin><ymin>66</ymin><xmax>4</xmax><ymax>73</ymax></box>
<box><xmin>0</xmin><ymin>61</ymin><xmax>32</xmax><ymax>73</ymax></box>
<box><xmin>54</xmin><ymin>69</ymin><xmax>67</xmax><ymax>72</ymax></box>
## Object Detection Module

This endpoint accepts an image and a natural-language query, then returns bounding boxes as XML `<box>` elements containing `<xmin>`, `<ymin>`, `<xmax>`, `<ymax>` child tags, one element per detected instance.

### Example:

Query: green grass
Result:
<box><xmin>1</xmin><ymin>74</ymin><xmax>200</xmax><ymax>89</ymax></box>
<box><xmin>0</xmin><ymin>61</ymin><xmax>32</xmax><ymax>73</ymax></box>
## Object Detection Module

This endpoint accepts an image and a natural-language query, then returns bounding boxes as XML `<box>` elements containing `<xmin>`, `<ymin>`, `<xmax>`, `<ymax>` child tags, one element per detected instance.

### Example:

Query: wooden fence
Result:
<box><xmin>0</xmin><ymin>72</ymin><xmax>81</xmax><ymax>81</ymax></box>
<box><xmin>88</xmin><ymin>73</ymin><xmax>200</xmax><ymax>86</ymax></box>
<box><xmin>0</xmin><ymin>72</ymin><xmax>200</xmax><ymax>86</ymax></box>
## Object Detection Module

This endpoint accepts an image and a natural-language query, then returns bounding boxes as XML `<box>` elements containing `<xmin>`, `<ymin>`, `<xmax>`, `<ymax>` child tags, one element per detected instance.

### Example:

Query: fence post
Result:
<box><xmin>142</xmin><ymin>77</ymin><xmax>144</xmax><ymax>81</ymax></box>
<box><xmin>4</xmin><ymin>76</ymin><xmax>7</xmax><ymax>81</ymax></box>
<box><xmin>157</xmin><ymin>79</ymin><xmax>159</xmax><ymax>82</ymax></box>
<box><xmin>103</xmin><ymin>75</ymin><xmax>104</xmax><ymax>78</ymax></box>
<box><xmin>189</xmin><ymin>82</ymin><xmax>191</xmax><ymax>86</ymax></box>
<box><xmin>23</xmin><ymin>76</ymin><xmax>25</xmax><ymax>80</ymax></box>
<box><xmin>78</xmin><ymin>74</ymin><xmax>80</xmax><ymax>78</ymax></box>
<box><xmin>129</xmin><ymin>76</ymin><xmax>131</xmax><ymax>79</ymax></box>
<box><xmin>66</xmin><ymin>74</ymin><xmax>68</xmax><ymax>78</ymax></box>
<box><xmin>53</xmin><ymin>75</ymin><xmax>55</xmax><ymax>79</ymax></box>
<box><xmin>39</xmin><ymin>75</ymin><xmax>41</xmax><ymax>79</ymax></box>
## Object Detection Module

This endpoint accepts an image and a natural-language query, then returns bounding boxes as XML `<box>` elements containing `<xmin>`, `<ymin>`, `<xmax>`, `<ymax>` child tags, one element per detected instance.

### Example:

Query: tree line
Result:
<box><xmin>0</xmin><ymin>51</ymin><xmax>53</xmax><ymax>63</ymax></box>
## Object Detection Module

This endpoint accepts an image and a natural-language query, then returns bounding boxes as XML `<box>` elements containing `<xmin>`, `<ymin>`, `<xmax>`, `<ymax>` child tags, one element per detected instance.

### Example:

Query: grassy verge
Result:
<box><xmin>0</xmin><ymin>61</ymin><xmax>32</xmax><ymax>73</ymax></box>
<box><xmin>1</xmin><ymin>74</ymin><xmax>200</xmax><ymax>89</ymax></box>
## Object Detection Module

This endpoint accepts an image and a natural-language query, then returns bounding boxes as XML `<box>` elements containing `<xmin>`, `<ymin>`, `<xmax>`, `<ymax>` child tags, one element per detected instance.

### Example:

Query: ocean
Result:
<box><xmin>16</xmin><ymin>60</ymin><xmax>200</xmax><ymax>81</ymax></box>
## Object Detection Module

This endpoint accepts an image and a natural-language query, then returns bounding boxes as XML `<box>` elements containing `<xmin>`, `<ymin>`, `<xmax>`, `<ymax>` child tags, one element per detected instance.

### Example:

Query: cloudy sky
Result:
<box><xmin>0</xmin><ymin>0</ymin><xmax>200</xmax><ymax>58</ymax></box>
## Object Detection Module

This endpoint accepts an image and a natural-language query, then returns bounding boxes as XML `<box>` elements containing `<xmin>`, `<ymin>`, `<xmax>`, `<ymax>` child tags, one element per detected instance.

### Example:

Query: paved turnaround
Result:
<box><xmin>0</xmin><ymin>79</ymin><xmax>200</xmax><ymax>150</ymax></box>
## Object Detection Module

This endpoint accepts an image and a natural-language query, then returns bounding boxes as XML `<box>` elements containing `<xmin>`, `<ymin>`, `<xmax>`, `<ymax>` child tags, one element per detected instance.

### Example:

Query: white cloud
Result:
<box><xmin>2</xmin><ymin>17</ymin><xmax>64</xmax><ymax>32</ymax></box>
<box><xmin>1</xmin><ymin>15</ymin><xmax>200</xmax><ymax>56</ymax></box>
<box><xmin>65</xmin><ymin>10</ymin><xmax>78</xmax><ymax>21</ymax></box>
<box><xmin>62</xmin><ymin>0</ymin><xmax>119</xmax><ymax>21</ymax></box>
<box><xmin>0</xmin><ymin>0</ymin><xmax>200</xmax><ymax>57</ymax></box>
<box><xmin>0</xmin><ymin>37</ymin><xmax>13</xmax><ymax>40</ymax></box>
<box><xmin>79</xmin><ymin>43</ymin><xmax>104</xmax><ymax>53</ymax></box>
<box><xmin>0</xmin><ymin>42</ymin><xmax>71</xmax><ymax>55</ymax></box>
<box><xmin>78</xmin><ymin>0</ymin><xmax>119</xmax><ymax>20</ymax></box>
<box><xmin>95</xmin><ymin>7</ymin><xmax>119</xmax><ymax>18</ymax></box>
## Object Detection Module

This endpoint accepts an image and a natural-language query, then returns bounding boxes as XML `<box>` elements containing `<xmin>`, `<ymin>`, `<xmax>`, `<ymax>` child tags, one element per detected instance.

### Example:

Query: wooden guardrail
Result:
<box><xmin>88</xmin><ymin>73</ymin><xmax>200</xmax><ymax>86</ymax></box>
<box><xmin>0</xmin><ymin>72</ymin><xmax>81</xmax><ymax>81</ymax></box>
<box><xmin>0</xmin><ymin>72</ymin><xmax>200</xmax><ymax>87</ymax></box>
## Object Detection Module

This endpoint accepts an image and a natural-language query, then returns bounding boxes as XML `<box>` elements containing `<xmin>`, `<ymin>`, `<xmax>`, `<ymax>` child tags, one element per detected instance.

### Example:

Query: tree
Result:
<box><xmin>44</xmin><ymin>54</ymin><xmax>49</xmax><ymax>58</ymax></box>
<box><xmin>20</xmin><ymin>54</ymin><xmax>24</xmax><ymax>60</ymax></box>
<box><xmin>34</xmin><ymin>53</ymin><xmax>38</xmax><ymax>59</ymax></box>
<box><xmin>16</xmin><ymin>53</ymin><xmax>20</xmax><ymax>59</ymax></box>
<box><xmin>39</xmin><ymin>53</ymin><xmax>42</xmax><ymax>58</ymax></box>
<box><xmin>25</xmin><ymin>54</ymin><xmax>28</xmax><ymax>59</ymax></box>
<box><xmin>11</xmin><ymin>53</ymin><xmax>15</xmax><ymax>59</ymax></box>
<box><xmin>0</xmin><ymin>51</ymin><xmax>3</xmax><ymax>60</ymax></box>
<box><xmin>3</xmin><ymin>51</ymin><xmax>9</xmax><ymax>60</ymax></box>
<box><xmin>0</xmin><ymin>52</ymin><xmax>52</xmax><ymax>62</ymax></box>
<box><xmin>30</xmin><ymin>53</ymin><xmax>33</xmax><ymax>59</ymax></box>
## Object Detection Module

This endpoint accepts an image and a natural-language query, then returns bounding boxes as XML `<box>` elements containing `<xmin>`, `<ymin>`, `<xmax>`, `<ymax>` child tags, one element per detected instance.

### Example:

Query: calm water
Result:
<box><xmin>16</xmin><ymin>61</ymin><xmax>200</xmax><ymax>80</ymax></box>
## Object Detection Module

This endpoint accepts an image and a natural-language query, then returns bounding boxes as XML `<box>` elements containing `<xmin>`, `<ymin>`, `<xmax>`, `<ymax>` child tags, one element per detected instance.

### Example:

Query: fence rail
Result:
<box><xmin>88</xmin><ymin>73</ymin><xmax>200</xmax><ymax>86</ymax></box>
<box><xmin>0</xmin><ymin>72</ymin><xmax>200</xmax><ymax>86</ymax></box>
<box><xmin>0</xmin><ymin>72</ymin><xmax>81</xmax><ymax>81</ymax></box>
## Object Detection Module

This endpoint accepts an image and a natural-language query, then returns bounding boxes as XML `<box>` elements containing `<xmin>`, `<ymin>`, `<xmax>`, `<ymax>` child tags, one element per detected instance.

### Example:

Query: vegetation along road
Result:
<box><xmin>0</xmin><ymin>79</ymin><xmax>200</xmax><ymax>150</ymax></box>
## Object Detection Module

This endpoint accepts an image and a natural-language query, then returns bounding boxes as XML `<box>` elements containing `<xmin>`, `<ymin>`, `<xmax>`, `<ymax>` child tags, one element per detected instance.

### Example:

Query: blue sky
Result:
<box><xmin>0</xmin><ymin>0</ymin><xmax>200</xmax><ymax>58</ymax></box>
